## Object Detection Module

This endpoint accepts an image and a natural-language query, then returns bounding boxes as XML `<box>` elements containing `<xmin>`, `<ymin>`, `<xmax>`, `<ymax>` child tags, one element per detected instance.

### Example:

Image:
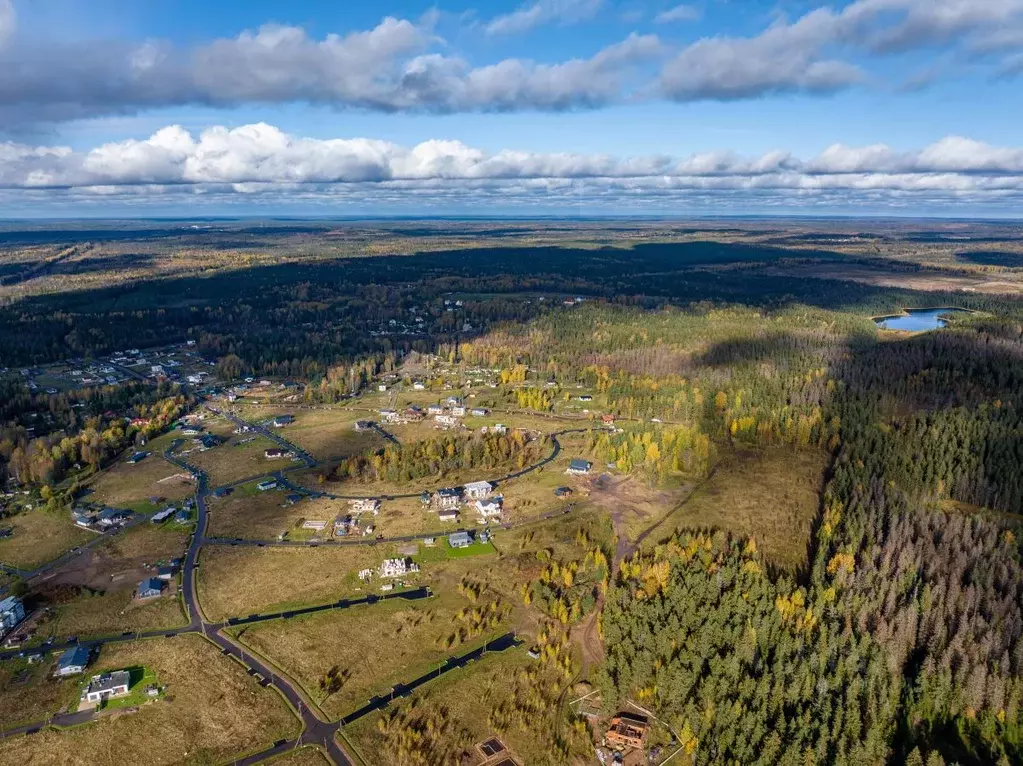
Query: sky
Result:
<box><xmin>1</xmin><ymin>0</ymin><xmax>1023</xmax><ymax>217</ymax></box>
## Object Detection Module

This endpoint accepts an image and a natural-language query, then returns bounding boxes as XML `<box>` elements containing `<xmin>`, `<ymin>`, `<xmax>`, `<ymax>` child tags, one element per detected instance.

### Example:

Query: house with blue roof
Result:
<box><xmin>56</xmin><ymin>645</ymin><xmax>91</xmax><ymax>676</ymax></box>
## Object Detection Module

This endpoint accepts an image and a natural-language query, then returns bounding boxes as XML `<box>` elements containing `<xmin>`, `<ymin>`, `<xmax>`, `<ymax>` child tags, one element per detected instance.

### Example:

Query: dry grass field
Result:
<box><xmin>654</xmin><ymin>447</ymin><xmax>830</xmax><ymax>570</ymax></box>
<box><xmin>267</xmin><ymin>746</ymin><xmax>331</xmax><ymax>766</ymax></box>
<box><xmin>99</xmin><ymin>524</ymin><xmax>189</xmax><ymax>563</ymax></box>
<box><xmin>207</xmin><ymin>487</ymin><xmax>348</xmax><ymax>540</ymax></box>
<box><xmin>196</xmin><ymin>545</ymin><xmax>389</xmax><ymax>621</ymax></box>
<box><xmin>0</xmin><ymin>658</ymin><xmax>80</xmax><ymax>729</ymax></box>
<box><xmin>0</xmin><ymin>510</ymin><xmax>94</xmax><ymax>569</ymax></box>
<box><xmin>87</xmin><ymin>455</ymin><xmax>194</xmax><ymax>509</ymax></box>
<box><xmin>233</xmin><ymin>588</ymin><xmax>512</xmax><ymax>719</ymax></box>
<box><xmin>188</xmin><ymin>434</ymin><xmax>283</xmax><ymax>487</ymax></box>
<box><xmin>0</xmin><ymin>635</ymin><xmax>301</xmax><ymax>765</ymax></box>
<box><xmin>344</xmin><ymin>649</ymin><xmax>549</xmax><ymax>766</ymax></box>
<box><xmin>36</xmin><ymin>588</ymin><xmax>186</xmax><ymax>641</ymax></box>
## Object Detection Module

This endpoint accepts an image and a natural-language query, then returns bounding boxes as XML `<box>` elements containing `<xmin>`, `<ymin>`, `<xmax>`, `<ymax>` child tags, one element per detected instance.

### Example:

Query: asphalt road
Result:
<box><xmin>0</xmin><ymin>408</ymin><xmax>591</xmax><ymax>763</ymax></box>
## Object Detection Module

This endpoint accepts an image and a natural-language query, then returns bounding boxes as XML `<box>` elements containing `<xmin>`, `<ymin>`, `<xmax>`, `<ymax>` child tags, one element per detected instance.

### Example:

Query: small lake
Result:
<box><xmin>875</xmin><ymin>308</ymin><xmax>968</xmax><ymax>332</ymax></box>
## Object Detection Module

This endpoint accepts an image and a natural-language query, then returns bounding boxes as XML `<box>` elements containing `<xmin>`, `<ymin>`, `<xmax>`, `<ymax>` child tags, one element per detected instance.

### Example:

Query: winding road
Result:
<box><xmin>1</xmin><ymin>408</ymin><xmax>593</xmax><ymax>764</ymax></box>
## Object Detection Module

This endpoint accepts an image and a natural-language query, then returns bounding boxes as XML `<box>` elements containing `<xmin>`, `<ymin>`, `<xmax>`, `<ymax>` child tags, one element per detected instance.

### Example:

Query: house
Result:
<box><xmin>601</xmin><ymin>414</ymin><xmax>616</xmax><ymax>425</ymax></box>
<box><xmin>257</xmin><ymin>479</ymin><xmax>279</xmax><ymax>491</ymax></box>
<box><xmin>137</xmin><ymin>578</ymin><xmax>165</xmax><ymax>600</ymax></box>
<box><xmin>0</xmin><ymin>596</ymin><xmax>25</xmax><ymax>635</ymax></box>
<box><xmin>265</xmin><ymin>448</ymin><xmax>289</xmax><ymax>459</ymax></box>
<box><xmin>567</xmin><ymin>459</ymin><xmax>592</xmax><ymax>475</ymax></box>
<box><xmin>150</xmin><ymin>508</ymin><xmax>176</xmax><ymax>524</ymax></box>
<box><xmin>434</xmin><ymin>414</ymin><xmax>459</xmax><ymax>427</ymax></box>
<box><xmin>382</xmin><ymin>410</ymin><xmax>402</xmax><ymax>425</ymax></box>
<box><xmin>377</xmin><ymin>384</ymin><xmax>388</xmax><ymax>392</ymax></box>
<box><xmin>413</xmin><ymin>381</ymin><xmax>426</xmax><ymax>390</ymax></box>
<box><xmin>96</xmin><ymin>507</ymin><xmax>132</xmax><ymax>528</ymax></box>
<box><xmin>578</xmin><ymin>395</ymin><xmax>593</xmax><ymax>402</ymax></box>
<box><xmin>174</xmin><ymin>509</ymin><xmax>190</xmax><ymax>524</ymax></box>
<box><xmin>605</xmin><ymin>713</ymin><xmax>649</xmax><ymax>750</ymax></box>
<box><xmin>426</xmin><ymin>404</ymin><xmax>445</xmax><ymax>416</ymax></box>
<box><xmin>475</xmin><ymin>498</ymin><xmax>503</xmax><ymax>521</ymax></box>
<box><xmin>438</xmin><ymin>509</ymin><xmax>459</xmax><ymax>523</ymax></box>
<box><xmin>73</xmin><ymin>508</ymin><xmax>97</xmax><ymax>528</ymax></box>
<box><xmin>451</xmin><ymin>406</ymin><xmax>467</xmax><ymax>417</ymax></box>
<box><xmin>405</xmin><ymin>406</ymin><xmax>425</xmax><ymax>422</ymax></box>
<box><xmin>272</xmin><ymin>415</ymin><xmax>295</xmax><ymax>427</ymax></box>
<box><xmin>197</xmin><ymin>434</ymin><xmax>221</xmax><ymax>450</ymax></box>
<box><xmin>127</xmin><ymin>451</ymin><xmax>149</xmax><ymax>465</ymax></box>
<box><xmin>488</xmin><ymin>424</ymin><xmax>508</xmax><ymax>435</ymax></box>
<box><xmin>285</xmin><ymin>493</ymin><xmax>303</xmax><ymax>505</ymax></box>
<box><xmin>56</xmin><ymin>645</ymin><xmax>91</xmax><ymax>676</ymax></box>
<box><xmin>554</xmin><ymin>486</ymin><xmax>574</xmax><ymax>498</ymax></box>
<box><xmin>212</xmin><ymin>487</ymin><xmax>231</xmax><ymax>499</ymax></box>
<box><xmin>302</xmin><ymin>519</ymin><xmax>328</xmax><ymax>530</ymax></box>
<box><xmin>446</xmin><ymin>396</ymin><xmax>463</xmax><ymax>406</ymax></box>
<box><xmin>354</xmin><ymin>420</ymin><xmax>375</xmax><ymax>432</ymax></box>
<box><xmin>448</xmin><ymin>531</ymin><xmax>472</xmax><ymax>548</ymax></box>
<box><xmin>350</xmin><ymin>499</ymin><xmax>381</xmax><ymax>516</ymax></box>
<box><xmin>470</xmin><ymin>408</ymin><xmax>489</xmax><ymax>417</ymax></box>
<box><xmin>433</xmin><ymin>488</ymin><xmax>461</xmax><ymax>510</ymax></box>
<box><xmin>84</xmin><ymin>670</ymin><xmax>131</xmax><ymax>705</ymax></box>
<box><xmin>463</xmin><ymin>481</ymin><xmax>493</xmax><ymax>500</ymax></box>
<box><xmin>157</xmin><ymin>565</ymin><xmax>177</xmax><ymax>580</ymax></box>
<box><xmin>379</xmin><ymin>558</ymin><xmax>421</xmax><ymax>578</ymax></box>
<box><xmin>422</xmin><ymin>537</ymin><xmax>436</xmax><ymax>547</ymax></box>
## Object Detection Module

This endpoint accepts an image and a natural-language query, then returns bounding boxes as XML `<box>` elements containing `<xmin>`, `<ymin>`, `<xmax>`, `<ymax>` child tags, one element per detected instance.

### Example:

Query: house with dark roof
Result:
<box><xmin>84</xmin><ymin>670</ymin><xmax>131</xmax><ymax>704</ymax></box>
<box><xmin>567</xmin><ymin>459</ymin><xmax>592</xmax><ymax>475</ymax></box>
<box><xmin>448</xmin><ymin>531</ymin><xmax>472</xmax><ymax>548</ymax></box>
<box><xmin>272</xmin><ymin>415</ymin><xmax>295</xmax><ymax>427</ymax></box>
<box><xmin>137</xmin><ymin>578</ymin><xmax>164</xmax><ymax>600</ymax></box>
<box><xmin>56</xmin><ymin>645</ymin><xmax>91</xmax><ymax>676</ymax></box>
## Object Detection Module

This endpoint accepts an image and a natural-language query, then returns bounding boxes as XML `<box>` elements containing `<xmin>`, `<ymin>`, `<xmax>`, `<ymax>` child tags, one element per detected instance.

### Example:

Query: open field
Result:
<box><xmin>0</xmin><ymin>657</ymin><xmax>80</xmax><ymax>729</ymax></box>
<box><xmin>35</xmin><ymin>587</ymin><xmax>186</xmax><ymax>641</ymax></box>
<box><xmin>196</xmin><ymin>546</ymin><xmax>390</xmax><ymax>621</ymax></box>
<box><xmin>233</xmin><ymin>588</ymin><xmax>513</xmax><ymax>719</ymax></box>
<box><xmin>652</xmin><ymin>447</ymin><xmax>831</xmax><ymax>570</ymax></box>
<box><xmin>235</xmin><ymin>404</ymin><xmax>386</xmax><ymax>462</ymax></box>
<box><xmin>0</xmin><ymin>634</ymin><xmax>301</xmax><ymax>765</ymax></box>
<box><xmin>99</xmin><ymin>524</ymin><xmax>189</xmax><ymax>563</ymax></box>
<box><xmin>187</xmin><ymin>433</ymin><xmax>283</xmax><ymax>487</ymax></box>
<box><xmin>268</xmin><ymin>747</ymin><xmax>331</xmax><ymax>766</ymax></box>
<box><xmin>86</xmin><ymin>455</ymin><xmax>195</xmax><ymax>509</ymax></box>
<box><xmin>343</xmin><ymin>647</ymin><xmax>575</xmax><ymax>766</ymax></box>
<box><xmin>206</xmin><ymin>485</ymin><xmax>349</xmax><ymax>539</ymax></box>
<box><xmin>0</xmin><ymin>510</ymin><xmax>94</xmax><ymax>569</ymax></box>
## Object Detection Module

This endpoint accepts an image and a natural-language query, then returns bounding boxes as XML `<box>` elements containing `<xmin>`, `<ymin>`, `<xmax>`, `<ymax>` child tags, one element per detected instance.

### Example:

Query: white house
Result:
<box><xmin>451</xmin><ymin>406</ymin><xmax>467</xmax><ymax>417</ymax></box>
<box><xmin>301</xmin><ymin>519</ymin><xmax>328</xmax><ymax>530</ymax></box>
<box><xmin>475</xmin><ymin>497</ymin><xmax>503</xmax><ymax>522</ymax></box>
<box><xmin>438</xmin><ymin>509</ymin><xmax>459</xmax><ymax>523</ymax></box>
<box><xmin>463</xmin><ymin>481</ymin><xmax>493</xmax><ymax>500</ymax></box>
<box><xmin>379</xmin><ymin>558</ymin><xmax>420</xmax><ymax>578</ymax></box>
<box><xmin>349</xmin><ymin>499</ymin><xmax>381</xmax><ymax>516</ymax></box>
<box><xmin>433</xmin><ymin>488</ymin><xmax>461</xmax><ymax>510</ymax></box>
<box><xmin>84</xmin><ymin>671</ymin><xmax>131</xmax><ymax>704</ymax></box>
<box><xmin>434</xmin><ymin>414</ymin><xmax>459</xmax><ymax>427</ymax></box>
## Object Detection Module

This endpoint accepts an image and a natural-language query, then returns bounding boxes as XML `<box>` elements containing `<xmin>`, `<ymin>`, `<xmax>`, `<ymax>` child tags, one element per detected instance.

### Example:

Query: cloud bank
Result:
<box><xmin>2</xmin><ymin>123</ymin><xmax>1023</xmax><ymax>214</ymax></box>
<box><xmin>0</xmin><ymin>0</ymin><xmax>1021</xmax><ymax>125</ymax></box>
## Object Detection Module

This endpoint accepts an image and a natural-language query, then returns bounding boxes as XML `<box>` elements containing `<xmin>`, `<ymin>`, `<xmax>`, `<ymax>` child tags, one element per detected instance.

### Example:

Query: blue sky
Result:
<box><xmin>1</xmin><ymin>0</ymin><xmax>1023</xmax><ymax>217</ymax></box>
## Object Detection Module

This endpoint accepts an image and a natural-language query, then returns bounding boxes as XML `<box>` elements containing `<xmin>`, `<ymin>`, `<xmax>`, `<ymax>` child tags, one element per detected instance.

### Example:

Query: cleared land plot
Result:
<box><xmin>197</xmin><ymin>545</ymin><xmax>389</xmax><ymax>621</ymax></box>
<box><xmin>35</xmin><ymin>587</ymin><xmax>186</xmax><ymax>641</ymax></box>
<box><xmin>99</xmin><ymin>524</ymin><xmax>189</xmax><ymax>563</ymax></box>
<box><xmin>233</xmin><ymin>588</ymin><xmax>511</xmax><ymax>719</ymax></box>
<box><xmin>0</xmin><ymin>510</ymin><xmax>94</xmax><ymax>569</ymax></box>
<box><xmin>268</xmin><ymin>747</ymin><xmax>332</xmax><ymax>766</ymax></box>
<box><xmin>208</xmin><ymin>486</ymin><xmax>310</xmax><ymax>539</ymax></box>
<box><xmin>0</xmin><ymin>634</ymin><xmax>301</xmax><ymax>765</ymax></box>
<box><xmin>0</xmin><ymin>657</ymin><xmax>80</xmax><ymax>729</ymax></box>
<box><xmin>262</xmin><ymin>407</ymin><xmax>386</xmax><ymax>461</ymax></box>
<box><xmin>655</xmin><ymin>447</ymin><xmax>830</xmax><ymax>570</ymax></box>
<box><xmin>344</xmin><ymin>649</ymin><xmax>553</xmax><ymax>766</ymax></box>
<box><xmin>87</xmin><ymin>455</ymin><xmax>194</xmax><ymax>509</ymax></box>
<box><xmin>188</xmin><ymin>434</ymin><xmax>283</xmax><ymax>487</ymax></box>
